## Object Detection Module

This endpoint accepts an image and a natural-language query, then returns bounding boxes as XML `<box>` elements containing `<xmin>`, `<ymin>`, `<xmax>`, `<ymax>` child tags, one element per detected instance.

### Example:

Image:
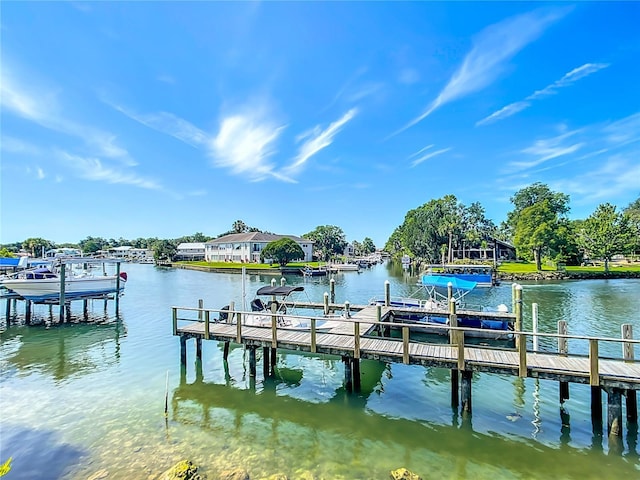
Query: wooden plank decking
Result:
<box><xmin>174</xmin><ymin>305</ymin><xmax>640</xmax><ymax>390</ymax></box>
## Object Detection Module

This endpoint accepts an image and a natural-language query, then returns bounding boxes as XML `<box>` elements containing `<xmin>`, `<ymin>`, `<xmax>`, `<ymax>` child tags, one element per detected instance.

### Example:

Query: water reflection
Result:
<box><xmin>171</xmin><ymin>365</ymin><xmax>639</xmax><ymax>479</ymax></box>
<box><xmin>0</xmin><ymin>320</ymin><xmax>124</xmax><ymax>382</ymax></box>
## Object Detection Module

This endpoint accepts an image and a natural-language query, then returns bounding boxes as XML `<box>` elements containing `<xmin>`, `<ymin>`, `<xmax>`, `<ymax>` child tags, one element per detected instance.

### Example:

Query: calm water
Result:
<box><xmin>1</xmin><ymin>263</ymin><xmax>639</xmax><ymax>479</ymax></box>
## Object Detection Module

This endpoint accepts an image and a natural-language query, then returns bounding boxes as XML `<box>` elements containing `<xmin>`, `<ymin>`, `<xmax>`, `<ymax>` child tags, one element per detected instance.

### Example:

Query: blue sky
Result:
<box><xmin>1</xmin><ymin>2</ymin><xmax>639</xmax><ymax>248</ymax></box>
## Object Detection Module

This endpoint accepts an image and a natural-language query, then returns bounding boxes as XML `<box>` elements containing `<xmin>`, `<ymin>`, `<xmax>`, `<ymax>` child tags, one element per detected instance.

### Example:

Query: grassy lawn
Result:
<box><xmin>498</xmin><ymin>261</ymin><xmax>640</xmax><ymax>274</ymax></box>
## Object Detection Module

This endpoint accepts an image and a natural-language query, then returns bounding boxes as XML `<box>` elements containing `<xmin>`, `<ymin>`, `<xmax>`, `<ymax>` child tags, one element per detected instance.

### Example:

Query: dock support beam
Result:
<box><xmin>5</xmin><ymin>298</ymin><xmax>11</xmax><ymax>325</ymax></box>
<box><xmin>263</xmin><ymin>347</ymin><xmax>271</xmax><ymax>378</ymax></box>
<box><xmin>330</xmin><ymin>279</ymin><xmax>335</xmax><ymax>304</ymax></box>
<box><xmin>461</xmin><ymin>371</ymin><xmax>472</xmax><ymax>415</ymax></box>
<box><xmin>626</xmin><ymin>390</ymin><xmax>638</xmax><ymax>424</ymax></box>
<box><xmin>343</xmin><ymin>356</ymin><xmax>353</xmax><ymax>392</ymax></box>
<box><xmin>248</xmin><ymin>346</ymin><xmax>257</xmax><ymax>377</ymax></box>
<box><xmin>607</xmin><ymin>388</ymin><xmax>623</xmax><ymax>438</ymax></box>
<box><xmin>59</xmin><ymin>264</ymin><xmax>66</xmax><ymax>323</ymax></box>
<box><xmin>25</xmin><ymin>300</ymin><xmax>32</xmax><ymax>325</ymax></box>
<box><xmin>195</xmin><ymin>338</ymin><xmax>202</xmax><ymax>361</ymax></box>
<box><xmin>352</xmin><ymin>358</ymin><xmax>361</xmax><ymax>393</ymax></box>
<box><xmin>560</xmin><ymin>382</ymin><xmax>570</xmax><ymax>403</ymax></box>
<box><xmin>451</xmin><ymin>370</ymin><xmax>459</xmax><ymax>408</ymax></box>
<box><xmin>223</xmin><ymin>342</ymin><xmax>230</xmax><ymax>361</ymax></box>
<box><xmin>180</xmin><ymin>336</ymin><xmax>187</xmax><ymax>367</ymax></box>
<box><xmin>591</xmin><ymin>386</ymin><xmax>603</xmax><ymax>434</ymax></box>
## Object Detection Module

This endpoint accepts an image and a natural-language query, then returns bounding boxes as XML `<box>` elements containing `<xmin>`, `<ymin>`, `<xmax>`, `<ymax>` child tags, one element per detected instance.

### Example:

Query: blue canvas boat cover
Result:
<box><xmin>420</xmin><ymin>274</ymin><xmax>477</xmax><ymax>291</ymax></box>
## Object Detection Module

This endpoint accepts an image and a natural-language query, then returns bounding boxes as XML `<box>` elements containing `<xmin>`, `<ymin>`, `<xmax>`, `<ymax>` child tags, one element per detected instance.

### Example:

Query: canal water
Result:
<box><xmin>1</xmin><ymin>263</ymin><xmax>639</xmax><ymax>479</ymax></box>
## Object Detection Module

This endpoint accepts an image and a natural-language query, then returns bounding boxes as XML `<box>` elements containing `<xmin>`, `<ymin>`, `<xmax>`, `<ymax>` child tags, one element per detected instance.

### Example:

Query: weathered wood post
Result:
<box><xmin>263</xmin><ymin>346</ymin><xmax>271</xmax><ymax>378</ymax></box>
<box><xmin>59</xmin><ymin>263</ymin><xmax>66</xmax><ymax>323</ymax></box>
<box><xmin>558</xmin><ymin>320</ymin><xmax>570</xmax><ymax>403</ymax></box>
<box><xmin>532</xmin><ymin>303</ymin><xmax>539</xmax><ymax>352</ymax></box>
<box><xmin>5</xmin><ymin>297</ymin><xmax>11</xmax><ymax>325</ymax></box>
<box><xmin>344</xmin><ymin>301</ymin><xmax>350</xmax><ymax>319</ymax></box>
<box><xmin>223</xmin><ymin>342</ymin><xmax>230</xmax><ymax>361</ymax></box>
<box><xmin>248</xmin><ymin>346</ymin><xmax>257</xmax><ymax>377</ymax></box>
<box><xmin>449</xmin><ymin>297</ymin><xmax>459</xmax><ymax>408</ymax></box>
<box><xmin>180</xmin><ymin>335</ymin><xmax>187</xmax><ymax>367</ymax></box>
<box><xmin>461</xmin><ymin>371</ymin><xmax>472</xmax><ymax>415</ymax></box>
<box><xmin>608</xmin><ymin>388</ymin><xmax>623</xmax><ymax>439</ymax></box>
<box><xmin>402</xmin><ymin>326</ymin><xmax>410</xmax><ymax>365</ymax></box>
<box><xmin>172</xmin><ymin>307</ymin><xmax>178</xmax><ymax>336</ymax></box>
<box><xmin>515</xmin><ymin>285</ymin><xmax>527</xmax><ymax>378</ymax></box>
<box><xmin>622</xmin><ymin>324</ymin><xmax>637</xmax><ymax>423</ymax></box>
<box><xmin>196</xmin><ymin>338</ymin><xmax>202</xmax><ymax>361</ymax></box>
<box><xmin>323</xmin><ymin>292</ymin><xmax>329</xmax><ymax>315</ymax></box>
<box><xmin>198</xmin><ymin>299</ymin><xmax>203</xmax><ymax>320</ymax></box>
<box><xmin>384</xmin><ymin>280</ymin><xmax>390</xmax><ymax>307</ymax></box>
<box><xmin>330</xmin><ymin>278</ymin><xmax>336</xmax><ymax>304</ymax></box>
<box><xmin>311</xmin><ymin>318</ymin><xmax>317</xmax><ymax>353</ymax></box>
<box><xmin>271</xmin><ymin>301</ymin><xmax>278</xmax><ymax>367</ymax></box>
<box><xmin>343</xmin><ymin>356</ymin><xmax>353</xmax><ymax>392</ymax></box>
<box><xmin>353</xmin><ymin>321</ymin><xmax>361</xmax><ymax>392</ymax></box>
<box><xmin>25</xmin><ymin>300</ymin><xmax>32</xmax><ymax>325</ymax></box>
<box><xmin>115</xmin><ymin>262</ymin><xmax>121</xmax><ymax>314</ymax></box>
<box><xmin>376</xmin><ymin>305</ymin><xmax>382</xmax><ymax>335</ymax></box>
<box><xmin>204</xmin><ymin>310</ymin><xmax>210</xmax><ymax>341</ymax></box>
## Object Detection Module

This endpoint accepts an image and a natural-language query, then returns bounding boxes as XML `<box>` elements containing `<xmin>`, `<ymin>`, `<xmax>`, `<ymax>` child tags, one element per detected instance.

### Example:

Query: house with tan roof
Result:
<box><xmin>204</xmin><ymin>233</ymin><xmax>314</xmax><ymax>263</ymax></box>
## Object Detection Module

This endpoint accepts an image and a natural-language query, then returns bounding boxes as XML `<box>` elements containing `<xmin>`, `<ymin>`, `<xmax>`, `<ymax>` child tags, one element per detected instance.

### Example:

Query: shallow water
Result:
<box><xmin>1</xmin><ymin>263</ymin><xmax>639</xmax><ymax>479</ymax></box>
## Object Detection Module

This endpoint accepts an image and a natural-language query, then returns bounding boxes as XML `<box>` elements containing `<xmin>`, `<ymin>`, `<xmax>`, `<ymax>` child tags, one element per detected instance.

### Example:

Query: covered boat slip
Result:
<box><xmin>172</xmin><ymin>290</ymin><xmax>640</xmax><ymax>440</ymax></box>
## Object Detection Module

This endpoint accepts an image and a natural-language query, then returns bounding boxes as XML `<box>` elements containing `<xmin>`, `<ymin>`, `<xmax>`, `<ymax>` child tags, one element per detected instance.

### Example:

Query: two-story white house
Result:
<box><xmin>204</xmin><ymin>233</ymin><xmax>314</xmax><ymax>263</ymax></box>
<box><xmin>175</xmin><ymin>242</ymin><xmax>206</xmax><ymax>261</ymax></box>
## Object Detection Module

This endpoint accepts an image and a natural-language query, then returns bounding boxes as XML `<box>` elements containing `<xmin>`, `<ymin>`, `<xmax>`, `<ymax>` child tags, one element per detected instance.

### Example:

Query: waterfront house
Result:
<box><xmin>175</xmin><ymin>242</ymin><xmax>206</xmax><ymax>261</ymax></box>
<box><xmin>205</xmin><ymin>233</ymin><xmax>314</xmax><ymax>263</ymax></box>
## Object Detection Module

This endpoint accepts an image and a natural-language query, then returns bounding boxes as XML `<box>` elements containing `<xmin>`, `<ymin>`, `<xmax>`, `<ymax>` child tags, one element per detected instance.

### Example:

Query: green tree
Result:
<box><xmin>22</xmin><ymin>238</ymin><xmax>54</xmax><ymax>257</ymax></box>
<box><xmin>303</xmin><ymin>225</ymin><xmax>348</xmax><ymax>261</ymax></box>
<box><xmin>152</xmin><ymin>239</ymin><xmax>177</xmax><ymax>262</ymax></box>
<box><xmin>352</xmin><ymin>240</ymin><xmax>362</xmax><ymax>256</ymax></box>
<box><xmin>507</xmin><ymin>184</ymin><xmax>570</xmax><ymax>270</ymax></box>
<box><xmin>0</xmin><ymin>248</ymin><xmax>16</xmax><ymax>257</ymax></box>
<box><xmin>505</xmin><ymin>182</ymin><xmax>569</xmax><ymax>239</ymax></box>
<box><xmin>623</xmin><ymin>197</ymin><xmax>640</xmax><ymax>257</ymax></box>
<box><xmin>361</xmin><ymin>237</ymin><xmax>376</xmax><ymax>254</ymax></box>
<box><xmin>260</xmin><ymin>238</ymin><xmax>304</xmax><ymax>267</ymax></box>
<box><xmin>513</xmin><ymin>200</ymin><xmax>560</xmax><ymax>270</ymax></box>
<box><xmin>577</xmin><ymin>203</ymin><xmax>631</xmax><ymax>272</ymax></box>
<box><xmin>79</xmin><ymin>236</ymin><xmax>107</xmax><ymax>254</ymax></box>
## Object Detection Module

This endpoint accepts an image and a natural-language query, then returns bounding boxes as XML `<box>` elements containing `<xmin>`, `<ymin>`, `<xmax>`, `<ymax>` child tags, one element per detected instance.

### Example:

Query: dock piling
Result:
<box><xmin>607</xmin><ymin>388</ymin><xmax>623</xmax><ymax>438</ymax></box>
<box><xmin>248</xmin><ymin>346</ymin><xmax>257</xmax><ymax>377</ymax></box>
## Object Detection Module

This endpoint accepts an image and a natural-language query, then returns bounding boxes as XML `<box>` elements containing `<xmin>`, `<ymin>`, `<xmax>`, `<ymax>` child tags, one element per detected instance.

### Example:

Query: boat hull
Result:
<box><xmin>1</xmin><ymin>276</ymin><xmax>124</xmax><ymax>302</ymax></box>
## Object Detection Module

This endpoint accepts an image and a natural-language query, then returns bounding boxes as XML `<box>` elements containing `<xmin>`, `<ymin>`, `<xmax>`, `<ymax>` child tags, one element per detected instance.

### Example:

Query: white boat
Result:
<box><xmin>224</xmin><ymin>285</ymin><xmax>343</xmax><ymax>331</ymax></box>
<box><xmin>0</xmin><ymin>266</ymin><xmax>127</xmax><ymax>302</ymax></box>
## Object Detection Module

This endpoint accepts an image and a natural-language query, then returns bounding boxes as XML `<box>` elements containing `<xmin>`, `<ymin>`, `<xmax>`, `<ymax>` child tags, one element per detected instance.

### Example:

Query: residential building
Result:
<box><xmin>205</xmin><ymin>233</ymin><xmax>314</xmax><ymax>263</ymax></box>
<box><xmin>175</xmin><ymin>242</ymin><xmax>206</xmax><ymax>261</ymax></box>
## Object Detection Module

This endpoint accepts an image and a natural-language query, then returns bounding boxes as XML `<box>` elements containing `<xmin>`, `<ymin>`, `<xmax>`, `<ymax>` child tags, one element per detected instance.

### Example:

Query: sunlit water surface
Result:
<box><xmin>1</xmin><ymin>263</ymin><xmax>639</xmax><ymax>479</ymax></box>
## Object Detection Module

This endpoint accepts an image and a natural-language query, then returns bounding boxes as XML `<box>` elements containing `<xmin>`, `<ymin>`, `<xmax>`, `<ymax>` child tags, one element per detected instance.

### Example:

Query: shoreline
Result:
<box><xmin>167</xmin><ymin>263</ymin><xmax>640</xmax><ymax>281</ymax></box>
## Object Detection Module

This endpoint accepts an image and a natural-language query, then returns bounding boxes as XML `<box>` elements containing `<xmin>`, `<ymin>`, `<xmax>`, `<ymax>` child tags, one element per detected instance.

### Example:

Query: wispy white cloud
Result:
<box><xmin>509</xmin><ymin>130</ymin><xmax>584</xmax><ymax>171</ymax></box>
<box><xmin>58</xmin><ymin>151</ymin><xmax>162</xmax><ymax>190</ymax></box>
<box><xmin>551</xmin><ymin>152</ymin><xmax>640</xmax><ymax>204</ymax></box>
<box><xmin>106</xmin><ymin>101</ymin><xmax>208</xmax><ymax>148</ymax></box>
<box><xmin>36</xmin><ymin>167</ymin><xmax>45</xmax><ymax>180</ymax></box>
<box><xmin>477</xmin><ymin>62</ymin><xmax>609</xmax><ymax>125</ymax></box>
<box><xmin>408</xmin><ymin>144</ymin><xmax>434</xmax><ymax>159</ymax></box>
<box><xmin>603</xmin><ymin>112</ymin><xmax>640</xmax><ymax>146</ymax></box>
<box><xmin>1</xmin><ymin>68</ymin><xmax>135</xmax><ymax>164</ymax></box>
<box><xmin>210</xmin><ymin>109</ymin><xmax>288</xmax><ymax>182</ymax></box>
<box><xmin>411</xmin><ymin>147</ymin><xmax>451</xmax><ymax>167</ymax></box>
<box><xmin>393</xmin><ymin>7</ymin><xmax>569</xmax><ymax>136</ymax></box>
<box><xmin>284</xmin><ymin>109</ymin><xmax>357</xmax><ymax>175</ymax></box>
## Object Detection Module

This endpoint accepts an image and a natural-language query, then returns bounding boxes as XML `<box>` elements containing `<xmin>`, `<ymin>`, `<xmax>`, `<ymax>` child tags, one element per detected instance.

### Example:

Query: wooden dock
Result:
<box><xmin>172</xmin><ymin>293</ymin><xmax>639</xmax><ymax>440</ymax></box>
